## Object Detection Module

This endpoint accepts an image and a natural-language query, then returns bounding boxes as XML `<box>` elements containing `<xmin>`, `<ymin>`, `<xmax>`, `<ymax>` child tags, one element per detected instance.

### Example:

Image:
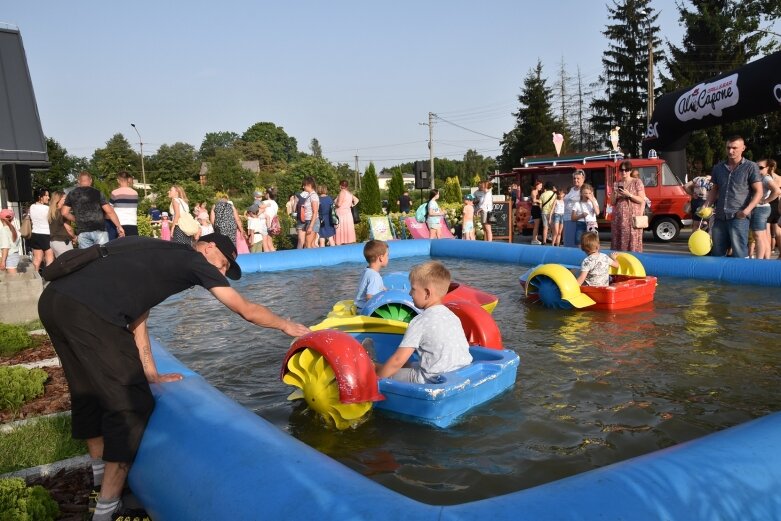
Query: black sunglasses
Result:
<box><xmin>620</xmin><ymin>168</ymin><xmax>632</xmax><ymax>172</ymax></box>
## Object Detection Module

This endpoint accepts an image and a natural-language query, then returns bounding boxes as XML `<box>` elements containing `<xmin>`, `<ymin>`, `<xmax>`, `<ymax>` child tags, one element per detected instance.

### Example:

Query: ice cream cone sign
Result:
<box><xmin>610</xmin><ymin>126</ymin><xmax>620</xmax><ymax>151</ymax></box>
<box><xmin>552</xmin><ymin>133</ymin><xmax>564</xmax><ymax>156</ymax></box>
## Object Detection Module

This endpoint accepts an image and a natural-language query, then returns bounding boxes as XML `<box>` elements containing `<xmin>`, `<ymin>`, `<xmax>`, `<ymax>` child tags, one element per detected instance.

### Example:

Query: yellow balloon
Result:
<box><xmin>696</xmin><ymin>206</ymin><xmax>713</xmax><ymax>219</ymax></box>
<box><xmin>688</xmin><ymin>229</ymin><xmax>712</xmax><ymax>256</ymax></box>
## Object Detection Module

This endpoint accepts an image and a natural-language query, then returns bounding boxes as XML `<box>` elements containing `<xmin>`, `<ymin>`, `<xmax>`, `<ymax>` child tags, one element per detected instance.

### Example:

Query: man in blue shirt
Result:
<box><xmin>707</xmin><ymin>136</ymin><xmax>762</xmax><ymax>258</ymax></box>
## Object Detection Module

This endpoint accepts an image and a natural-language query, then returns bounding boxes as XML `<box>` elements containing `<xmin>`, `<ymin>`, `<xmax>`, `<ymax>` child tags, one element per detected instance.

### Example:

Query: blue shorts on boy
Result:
<box><xmin>393</xmin><ymin>304</ymin><xmax>472</xmax><ymax>384</ymax></box>
<box><xmin>355</xmin><ymin>267</ymin><xmax>384</xmax><ymax>311</ymax></box>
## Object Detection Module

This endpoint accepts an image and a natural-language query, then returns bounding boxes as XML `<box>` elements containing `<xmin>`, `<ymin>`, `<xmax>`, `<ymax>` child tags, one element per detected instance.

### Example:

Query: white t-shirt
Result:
<box><xmin>264</xmin><ymin>200</ymin><xmax>279</xmax><ymax>220</ymax></box>
<box><xmin>563</xmin><ymin>188</ymin><xmax>581</xmax><ymax>222</ymax></box>
<box><xmin>0</xmin><ymin>223</ymin><xmax>22</xmax><ymax>255</ymax></box>
<box><xmin>479</xmin><ymin>188</ymin><xmax>493</xmax><ymax>213</ymax></box>
<box><xmin>572</xmin><ymin>200</ymin><xmax>597</xmax><ymax>224</ymax></box>
<box><xmin>247</xmin><ymin>216</ymin><xmax>265</xmax><ymax>243</ymax></box>
<box><xmin>29</xmin><ymin>203</ymin><xmax>50</xmax><ymax>234</ymax></box>
<box><xmin>554</xmin><ymin>199</ymin><xmax>565</xmax><ymax>215</ymax></box>
<box><xmin>399</xmin><ymin>304</ymin><xmax>473</xmax><ymax>383</ymax></box>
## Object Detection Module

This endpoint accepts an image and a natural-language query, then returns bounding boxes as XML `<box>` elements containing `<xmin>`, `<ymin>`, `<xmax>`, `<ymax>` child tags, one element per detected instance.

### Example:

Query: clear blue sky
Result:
<box><xmin>4</xmin><ymin>2</ymin><xmax>697</xmax><ymax>170</ymax></box>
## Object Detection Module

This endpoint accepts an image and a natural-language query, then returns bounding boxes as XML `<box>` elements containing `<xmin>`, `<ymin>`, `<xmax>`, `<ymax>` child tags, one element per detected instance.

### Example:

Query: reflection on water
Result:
<box><xmin>148</xmin><ymin>256</ymin><xmax>781</xmax><ymax>505</ymax></box>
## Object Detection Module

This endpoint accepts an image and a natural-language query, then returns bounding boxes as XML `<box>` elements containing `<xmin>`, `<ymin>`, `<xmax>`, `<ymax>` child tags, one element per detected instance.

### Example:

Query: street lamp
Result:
<box><xmin>130</xmin><ymin>123</ymin><xmax>148</xmax><ymax>198</ymax></box>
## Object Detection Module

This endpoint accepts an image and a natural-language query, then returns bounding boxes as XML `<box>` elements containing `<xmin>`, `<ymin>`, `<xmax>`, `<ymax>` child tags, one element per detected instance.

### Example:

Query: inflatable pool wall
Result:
<box><xmin>133</xmin><ymin>240</ymin><xmax>781</xmax><ymax>520</ymax></box>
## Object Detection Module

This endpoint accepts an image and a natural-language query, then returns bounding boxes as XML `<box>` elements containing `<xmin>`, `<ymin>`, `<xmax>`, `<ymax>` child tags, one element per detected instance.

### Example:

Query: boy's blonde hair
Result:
<box><xmin>363</xmin><ymin>240</ymin><xmax>388</xmax><ymax>263</ymax></box>
<box><xmin>409</xmin><ymin>261</ymin><xmax>451</xmax><ymax>296</ymax></box>
<box><xmin>580</xmin><ymin>231</ymin><xmax>600</xmax><ymax>254</ymax></box>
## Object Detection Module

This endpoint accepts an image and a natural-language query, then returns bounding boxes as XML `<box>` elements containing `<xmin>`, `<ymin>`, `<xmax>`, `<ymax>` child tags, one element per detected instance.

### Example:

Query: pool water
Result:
<box><xmin>148</xmin><ymin>256</ymin><xmax>781</xmax><ymax>505</ymax></box>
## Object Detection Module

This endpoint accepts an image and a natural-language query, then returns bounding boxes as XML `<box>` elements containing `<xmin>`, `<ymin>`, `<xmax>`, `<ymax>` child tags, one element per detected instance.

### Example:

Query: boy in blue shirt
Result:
<box><xmin>355</xmin><ymin>240</ymin><xmax>388</xmax><ymax>312</ymax></box>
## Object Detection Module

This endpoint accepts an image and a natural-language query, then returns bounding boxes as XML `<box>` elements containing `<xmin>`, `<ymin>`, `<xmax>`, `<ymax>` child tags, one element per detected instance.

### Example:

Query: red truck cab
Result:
<box><xmin>495</xmin><ymin>152</ymin><xmax>691</xmax><ymax>242</ymax></box>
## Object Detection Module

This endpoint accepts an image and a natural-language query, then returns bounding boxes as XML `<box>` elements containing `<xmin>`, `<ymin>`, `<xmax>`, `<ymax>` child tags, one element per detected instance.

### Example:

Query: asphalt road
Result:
<box><xmin>511</xmin><ymin>229</ymin><xmax>696</xmax><ymax>256</ymax></box>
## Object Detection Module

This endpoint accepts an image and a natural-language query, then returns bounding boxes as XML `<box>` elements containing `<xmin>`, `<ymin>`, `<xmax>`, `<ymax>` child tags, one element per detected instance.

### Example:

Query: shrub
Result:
<box><xmin>0</xmin><ymin>366</ymin><xmax>48</xmax><ymax>414</ymax></box>
<box><xmin>0</xmin><ymin>324</ymin><xmax>33</xmax><ymax>357</ymax></box>
<box><xmin>0</xmin><ymin>477</ymin><xmax>59</xmax><ymax>521</ymax></box>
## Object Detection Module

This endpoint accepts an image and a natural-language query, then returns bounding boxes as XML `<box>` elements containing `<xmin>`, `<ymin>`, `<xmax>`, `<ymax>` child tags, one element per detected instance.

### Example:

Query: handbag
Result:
<box><xmin>351</xmin><ymin>204</ymin><xmax>360</xmax><ymax>224</ymax></box>
<box><xmin>176</xmin><ymin>200</ymin><xmax>200</xmax><ymax>236</ymax></box>
<box><xmin>20</xmin><ymin>214</ymin><xmax>32</xmax><ymax>239</ymax></box>
<box><xmin>331</xmin><ymin>204</ymin><xmax>339</xmax><ymax>226</ymax></box>
<box><xmin>632</xmin><ymin>214</ymin><xmax>649</xmax><ymax>229</ymax></box>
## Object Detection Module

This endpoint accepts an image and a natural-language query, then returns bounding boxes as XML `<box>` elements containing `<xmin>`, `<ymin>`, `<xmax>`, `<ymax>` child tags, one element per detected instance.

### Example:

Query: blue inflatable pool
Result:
<box><xmin>130</xmin><ymin>240</ymin><xmax>781</xmax><ymax>520</ymax></box>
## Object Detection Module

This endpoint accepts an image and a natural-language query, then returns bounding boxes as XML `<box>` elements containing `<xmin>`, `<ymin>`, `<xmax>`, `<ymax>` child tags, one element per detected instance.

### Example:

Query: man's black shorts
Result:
<box><xmin>38</xmin><ymin>288</ymin><xmax>154</xmax><ymax>463</ymax></box>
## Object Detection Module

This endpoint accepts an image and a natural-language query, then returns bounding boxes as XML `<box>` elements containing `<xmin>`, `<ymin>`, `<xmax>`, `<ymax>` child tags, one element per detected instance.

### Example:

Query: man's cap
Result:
<box><xmin>0</xmin><ymin>209</ymin><xmax>14</xmax><ymax>219</ymax></box>
<box><xmin>199</xmin><ymin>233</ymin><xmax>241</xmax><ymax>280</ymax></box>
<box><xmin>253</xmin><ymin>190</ymin><xmax>262</xmax><ymax>197</ymax></box>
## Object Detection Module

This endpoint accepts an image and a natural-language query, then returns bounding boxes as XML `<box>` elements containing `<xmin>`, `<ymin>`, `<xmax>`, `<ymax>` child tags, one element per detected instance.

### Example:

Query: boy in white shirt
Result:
<box><xmin>376</xmin><ymin>261</ymin><xmax>472</xmax><ymax>384</ymax></box>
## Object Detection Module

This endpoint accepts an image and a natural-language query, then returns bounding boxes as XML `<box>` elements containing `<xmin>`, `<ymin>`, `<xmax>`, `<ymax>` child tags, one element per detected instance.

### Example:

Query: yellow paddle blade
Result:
<box><xmin>283</xmin><ymin>348</ymin><xmax>372</xmax><ymax>430</ymax></box>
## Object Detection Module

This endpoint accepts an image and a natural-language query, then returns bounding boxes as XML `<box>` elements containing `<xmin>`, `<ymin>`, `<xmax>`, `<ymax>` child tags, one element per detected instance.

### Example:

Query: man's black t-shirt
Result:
<box><xmin>47</xmin><ymin>237</ymin><xmax>230</xmax><ymax>327</ymax></box>
<box><xmin>64</xmin><ymin>186</ymin><xmax>108</xmax><ymax>232</ymax></box>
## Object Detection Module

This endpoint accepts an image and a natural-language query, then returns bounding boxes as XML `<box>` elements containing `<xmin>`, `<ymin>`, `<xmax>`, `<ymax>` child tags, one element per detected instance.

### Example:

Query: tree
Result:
<box><xmin>661</xmin><ymin>0</ymin><xmax>781</xmax><ymax>167</ymax></box>
<box><xmin>241</xmin><ymin>122</ymin><xmax>299</xmax><ymax>163</ymax></box>
<box><xmin>34</xmin><ymin>138</ymin><xmax>84</xmax><ymax>191</ymax></box>
<box><xmin>199</xmin><ymin>131</ymin><xmax>239</xmax><ymax>160</ymax></box>
<box><xmin>498</xmin><ymin>61</ymin><xmax>562</xmax><ymax>171</ymax></box>
<box><xmin>310</xmin><ymin>138</ymin><xmax>323</xmax><ymax>158</ymax></box>
<box><xmin>590</xmin><ymin>0</ymin><xmax>663</xmax><ymax>157</ymax></box>
<box><xmin>147</xmin><ymin>142</ymin><xmax>199</xmax><ymax>187</ymax></box>
<box><xmin>386</xmin><ymin>168</ymin><xmax>405</xmax><ymax>213</ymax></box>
<box><xmin>91</xmin><ymin>133</ymin><xmax>139</xmax><ymax>181</ymax></box>
<box><xmin>463</xmin><ymin>149</ymin><xmax>496</xmax><ymax>179</ymax></box>
<box><xmin>206</xmin><ymin>148</ymin><xmax>255</xmax><ymax>194</ymax></box>
<box><xmin>233</xmin><ymin>139</ymin><xmax>273</xmax><ymax>165</ymax></box>
<box><xmin>441</xmin><ymin>176</ymin><xmax>463</xmax><ymax>204</ymax></box>
<box><xmin>274</xmin><ymin>156</ymin><xmax>339</xmax><ymax>205</ymax></box>
<box><xmin>359</xmin><ymin>162</ymin><xmax>382</xmax><ymax>215</ymax></box>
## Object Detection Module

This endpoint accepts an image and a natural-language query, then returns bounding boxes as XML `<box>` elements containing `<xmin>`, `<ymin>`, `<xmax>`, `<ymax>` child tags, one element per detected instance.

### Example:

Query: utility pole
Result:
<box><xmin>647</xmin><ymin>36</ymin><xmax>654</xmax><ymax>126</ymax></box>
<box><xmin>130</xmin><ymin>123</ymin><xmax>148</xmax><ymax>198</ymax></box>
<box><xmin>354</xmin><ymin>153</ymin><xmax>360</xmax><ymax>190</ymax></box>
<box><xmin>428</xmin><ymin>112</ymin><xmax>435</xmax><ymax>190</ymax></box>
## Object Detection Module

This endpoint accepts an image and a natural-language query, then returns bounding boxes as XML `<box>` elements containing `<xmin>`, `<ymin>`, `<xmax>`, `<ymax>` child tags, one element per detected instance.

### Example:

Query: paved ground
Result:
<box><xmin>511</xmin><ymin>229</ymin><xmax>696</xmax><ymax>256</ymax></box>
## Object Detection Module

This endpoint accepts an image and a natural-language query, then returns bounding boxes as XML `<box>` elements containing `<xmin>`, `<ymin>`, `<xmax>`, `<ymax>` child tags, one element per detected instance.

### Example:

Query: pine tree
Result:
<box><xmin>498</xmin><ymin>61</ymin><xmax>562</xmax><ymax>170</ymax></box>
<box><xmin>359</xmin><ymin>162</ymin><xmax>382</xmax><ymax>215</ymax></box>
<box><xmin>441</xmin><ymin>177</ymin><xmax>463</xmax><ymax>204</ymax></box>
<box><xmin>386</xmin><ymin>168</ymin><xmax>405</xmax><ymax>213</ymax></box>
<box><xmin>590</xmin><ymin>0</ymin><xmax>663</xmax><ymax>157</ymax></box>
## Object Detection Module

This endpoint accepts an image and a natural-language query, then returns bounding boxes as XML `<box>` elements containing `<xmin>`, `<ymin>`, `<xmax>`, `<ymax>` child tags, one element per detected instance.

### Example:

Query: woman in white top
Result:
<box><xmin>0</xmin><ymin>209</ymin><xmax>23</xmax><ymax>274</ymax></box>
<box><xmin>563</xmin><ymin>170</ymin><xmax>586</xmax><ymax>247</ymax></box>
<box><xmin>168</xmin><ymin>185</ymin><xmax>197</xmax><ymax>245</ymax></box>
<box><xmin>29</xmin><ymin>188</ymin><xmax>54</xmax><ymax>273</ymax></box>
<box><xmin>262</xmin><ymin>189</ymin><xmax>279</xmax><ymax>252</ymax></box>
<box><xmin>479</xmin><ymin>181</ymin><xmax>494</xmax><ymax>242</ymax></box>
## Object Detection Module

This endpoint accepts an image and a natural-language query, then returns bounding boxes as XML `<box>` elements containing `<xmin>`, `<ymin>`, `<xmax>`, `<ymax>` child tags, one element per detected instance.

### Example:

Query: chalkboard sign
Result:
<box><xmin>490</xmin><ymin>201</ymin><xmax>512</xmax><ymax>242</ymax></box>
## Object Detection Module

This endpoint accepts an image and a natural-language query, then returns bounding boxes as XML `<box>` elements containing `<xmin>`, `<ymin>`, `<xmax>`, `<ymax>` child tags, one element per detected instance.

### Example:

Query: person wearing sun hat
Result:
<box><xmin>37</xmin><ymin>234</ymin><xmax>310</xmax><ymax>521</ymax></box>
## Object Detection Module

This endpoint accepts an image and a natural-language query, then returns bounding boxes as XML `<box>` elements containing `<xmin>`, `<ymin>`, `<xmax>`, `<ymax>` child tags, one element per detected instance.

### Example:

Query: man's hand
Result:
<box><xmin>117</xmin><ymin>226</ymin><xmax>125</xmax><ymax>238</ymax></box>
<box><xmin>148</xmin><ymin>372</ymin><xmax>184</xmax><ymax>384</ymax></box>
<box><xmin>736</xmin><ymin>209</ymin><xmax>748</xmax><ymax>219</ymax></box>
<box><xmin>282</xmin><ymin>320</ymin><xmax>311</xmax><ymax>338</ymax></box>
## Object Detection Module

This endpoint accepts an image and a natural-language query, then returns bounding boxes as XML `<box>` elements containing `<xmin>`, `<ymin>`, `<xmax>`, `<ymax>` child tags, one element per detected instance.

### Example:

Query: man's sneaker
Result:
<box><xmin>111</xmin><ymin>508</ymin><xmax>151</xmax><ymax>521</ymax></box>
<box><xmin>531</xmin><ymin>239</ymin><xmax>542</xmax><ymax>245</ymax></box>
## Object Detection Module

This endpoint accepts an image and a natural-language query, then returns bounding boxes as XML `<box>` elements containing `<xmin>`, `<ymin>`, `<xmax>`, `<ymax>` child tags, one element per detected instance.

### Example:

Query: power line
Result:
<box><xmin>432</xmin><ymin>114</ymin><xmax>501</xmax><ymax>140</ymax></box>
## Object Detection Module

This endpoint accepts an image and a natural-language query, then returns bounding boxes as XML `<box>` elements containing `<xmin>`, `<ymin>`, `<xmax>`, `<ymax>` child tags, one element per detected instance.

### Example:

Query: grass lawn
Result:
<box><xmin>0</xmin><ymin>415</ymin><xmax>86</xmax><ymax>474</ymax></box>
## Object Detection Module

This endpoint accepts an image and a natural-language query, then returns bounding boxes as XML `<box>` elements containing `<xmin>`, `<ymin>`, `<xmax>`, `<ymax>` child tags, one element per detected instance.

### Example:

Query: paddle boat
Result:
<box><xmin>519</xmin><ymin>252</ymin><xmax>657</xmax><ymax>311</ymax></box>
<box><xmin>281</xmin><ymin>285</ymin><xmax>519</xmax><ymax>430</ymax></box>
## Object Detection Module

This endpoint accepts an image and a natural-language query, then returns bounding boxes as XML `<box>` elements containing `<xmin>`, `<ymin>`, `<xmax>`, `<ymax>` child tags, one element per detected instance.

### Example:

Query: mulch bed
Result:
<box><xmin>3</xmin><ymin>339</ymin><xmax>92</xmax><ymax>520</ymax></box>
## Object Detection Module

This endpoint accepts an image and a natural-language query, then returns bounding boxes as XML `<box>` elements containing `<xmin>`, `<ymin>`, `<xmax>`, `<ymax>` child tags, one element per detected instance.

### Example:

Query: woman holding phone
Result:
<box><xmin>611</xmin><ymin>160</ymin><xmax>646</xmax><ymax>252</ymax></box>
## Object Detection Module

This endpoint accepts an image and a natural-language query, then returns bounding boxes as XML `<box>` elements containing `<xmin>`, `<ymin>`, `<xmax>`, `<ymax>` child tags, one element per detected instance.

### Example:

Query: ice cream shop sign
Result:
<box><xmin>676</xmin><ymin>73</ymin><xmax>739</xmax><ymax>122</ymax></box>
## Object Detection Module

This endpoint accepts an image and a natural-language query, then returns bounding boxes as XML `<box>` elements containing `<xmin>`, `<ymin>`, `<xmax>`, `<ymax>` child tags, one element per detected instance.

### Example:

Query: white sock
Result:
<box><xmin>91</xmin><ymin>460</ymin><xmax>105</xmax><ymax>488</ymax></box>
<box><xmin>92</xmin><ymin>497</ymin><xmax>121</xmax><ymax>521</ymax></box>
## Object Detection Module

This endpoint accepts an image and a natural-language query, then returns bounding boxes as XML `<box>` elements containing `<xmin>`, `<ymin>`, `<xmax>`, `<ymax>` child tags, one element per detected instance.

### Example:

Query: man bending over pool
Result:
<box><xmin>38</xmin><ymin>234</ymin><xmax>310</xmax><ymax>521</ymax></box>
<box><xmin>376</xmin><ymin>261</ymin><xmax>472</xmax><ymax>383</ymax></box>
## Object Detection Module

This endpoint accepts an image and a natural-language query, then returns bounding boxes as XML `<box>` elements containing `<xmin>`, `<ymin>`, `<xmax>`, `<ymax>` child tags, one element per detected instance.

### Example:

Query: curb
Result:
<box><xmin>0</xmin><ymin>411</ymin><xmax>71</xmax><ymax>433</ymax></box>
<box><xmin>17</xmin><ymin>356</ymin><xmax>60</xmax><ymax>369</ymax></box>
<box><xmin>0</xmin><ymin>454</ymin><xmax>91</xmax><ymax>481</ymax></box>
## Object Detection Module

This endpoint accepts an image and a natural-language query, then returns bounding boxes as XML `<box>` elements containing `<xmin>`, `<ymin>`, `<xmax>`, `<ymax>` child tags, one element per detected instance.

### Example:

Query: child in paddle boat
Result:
<box><xmin>576</xmin><ymin>231</ymin><xmax>619</xmax><ymax>287</ymax></box>
<box><xmin>375</xmin><ymin>261</ymin><xmax>473</xmax><ymax>384</ymax></box>
<box><xmin>354</xmin><ymin>240</ymin><xmax>389</xmax><ymax>313</ymax></box>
